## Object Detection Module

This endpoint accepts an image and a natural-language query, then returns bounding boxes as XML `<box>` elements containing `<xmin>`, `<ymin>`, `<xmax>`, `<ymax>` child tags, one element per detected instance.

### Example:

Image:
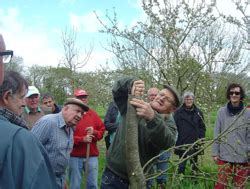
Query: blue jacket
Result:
<box><xmin>0</xmin><ymin>115</ymin><xmax>57</xmax><ymax>189</ymax></box>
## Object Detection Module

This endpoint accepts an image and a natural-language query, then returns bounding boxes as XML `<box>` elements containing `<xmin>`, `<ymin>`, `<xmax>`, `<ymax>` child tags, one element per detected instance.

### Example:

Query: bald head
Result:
<box><xmin>147</xmin><ymin>87</ymin><xmax>159</xmax><ymax>102</ymax></box>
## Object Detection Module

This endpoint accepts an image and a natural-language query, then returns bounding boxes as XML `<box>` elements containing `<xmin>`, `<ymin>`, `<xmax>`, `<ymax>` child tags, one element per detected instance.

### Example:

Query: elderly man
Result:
<box><xmin>0</xmin><ymin>70</ymin><xmax>57</xmax><ymax>188</ymax></box>
<box><xmin>31</xmin><ymin>98</ymin><xmax>89</xmax><ymax>189</ymax></box>
<box><xmin>69</xmin><ymin>88</ymin><xmax>105</xmax><ymax>189</ymax></box>
<box><xmin>147</xmin><ymin>87</ymin><xmax>172</xmax><ymax>189</ymax></box>
<box><xmin>174</xmin><ymin>91</ymin><xmax>206</xmax><ymax>175</ymax></box>
<box><xmin>101</xmin><ymin>76</ymin><xmax>180</xmax><ymax>189</ymax></box>
<box><xmin>22</xmin><ymin>86</ymin><xmax>51</xmax><ymax>129</ymax></box>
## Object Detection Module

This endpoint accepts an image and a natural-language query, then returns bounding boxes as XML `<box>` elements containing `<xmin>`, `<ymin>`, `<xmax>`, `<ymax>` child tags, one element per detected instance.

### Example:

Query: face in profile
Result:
<box><xmin>7</xmin><ymin>85</ymin><xmax>27</xmax><ymax>116</ymax></box>
<box><xmin>63</xmin><ymin>104</ymin><xmax>84</xmax><ymax>127</ymax></box>
<box><xmin>150</xmin><ymin>89</ymin><xmax>176</xmax><ymax>114</ymax></box>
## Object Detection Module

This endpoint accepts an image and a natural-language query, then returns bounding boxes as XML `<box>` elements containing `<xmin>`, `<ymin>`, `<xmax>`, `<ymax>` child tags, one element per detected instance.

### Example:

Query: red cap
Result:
<box><xmin>74</xmin><ymin>89</ymin><xmax>88</xmax><ymax>97</ymax></box>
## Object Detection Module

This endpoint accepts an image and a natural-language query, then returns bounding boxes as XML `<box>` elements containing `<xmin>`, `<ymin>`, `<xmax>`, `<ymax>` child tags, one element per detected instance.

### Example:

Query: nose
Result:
<box><xmin>21</xmin><ymin>97</ymin><xmax>26</xmax><ymax>107</ymax></box>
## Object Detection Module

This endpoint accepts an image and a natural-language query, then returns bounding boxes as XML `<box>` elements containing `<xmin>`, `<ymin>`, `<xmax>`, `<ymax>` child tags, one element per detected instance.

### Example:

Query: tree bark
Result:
<box><xmin>125</xmin><ymin>95</ymin><xmax>146</xmax><ymax>189</ymax></box>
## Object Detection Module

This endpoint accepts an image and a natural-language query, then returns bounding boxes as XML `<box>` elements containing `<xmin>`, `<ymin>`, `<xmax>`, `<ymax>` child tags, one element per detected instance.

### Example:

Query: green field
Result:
<box><xmin>80</xmin><ymin>108</ymin><xmax>249</xmax><ymax>188</ymax></box>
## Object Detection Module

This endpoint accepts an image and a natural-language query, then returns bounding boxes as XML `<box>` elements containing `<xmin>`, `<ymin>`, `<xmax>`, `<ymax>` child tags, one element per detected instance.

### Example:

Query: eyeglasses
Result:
<box><xmin>229</xmin><ymin>91</ymin><xmax>240</xmax><ymax>96</ymax></box>
<box><xmin>0</xmin><ymin>50</ymin><xmax>13</xmax><ymax>63</ymax></box>
<box><xmin>76</xmin><ymin>95</ymin><xmax>88</xmax><ymax>99</ymax></box>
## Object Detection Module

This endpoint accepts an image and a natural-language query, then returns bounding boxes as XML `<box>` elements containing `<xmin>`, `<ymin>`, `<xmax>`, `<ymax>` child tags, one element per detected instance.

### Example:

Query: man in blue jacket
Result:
<box><xmin>0</xmin><ymin>48</ymin><xmax>57</xmax><ymax>188</ymax></box>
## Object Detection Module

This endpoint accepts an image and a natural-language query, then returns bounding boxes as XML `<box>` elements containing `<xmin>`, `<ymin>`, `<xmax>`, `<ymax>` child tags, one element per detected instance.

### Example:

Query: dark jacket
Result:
<box><xmin>0</xmin><ymin>115</ymin><xmax>57</xmax><ymax>188</ymax></box>
<box><xmin>106</xmin><ymin>76</ymin><xmax>177</xmax><ymax>179</ymax></box>
<box><xmin>104</xmin><ymin>101</ymin><xmax>119</xmax><ymax>133</ymax></box>
<box><xmin>174</xmin><ymin>104</ymin><xmax>206</xmax><ymax>155</ymax></box>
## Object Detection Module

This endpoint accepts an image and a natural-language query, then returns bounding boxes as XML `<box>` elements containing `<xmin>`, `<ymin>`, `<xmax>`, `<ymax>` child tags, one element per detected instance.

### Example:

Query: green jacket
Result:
<box><xmin>0</xmin><ymin>115</ymin><xmax>57</xmax><ymax>189</ymax></box>
<box><xmin>106</xmin><ymin>76</ymin><xmax>177</xmax><ymax>179</ymax></box>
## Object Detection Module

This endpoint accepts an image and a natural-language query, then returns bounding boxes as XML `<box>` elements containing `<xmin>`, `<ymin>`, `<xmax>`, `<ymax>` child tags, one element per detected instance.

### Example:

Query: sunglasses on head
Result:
<box><xmin>229</xmin><ymin>91</ymin><xmax>240</xmax><ymax>96</ymax></box>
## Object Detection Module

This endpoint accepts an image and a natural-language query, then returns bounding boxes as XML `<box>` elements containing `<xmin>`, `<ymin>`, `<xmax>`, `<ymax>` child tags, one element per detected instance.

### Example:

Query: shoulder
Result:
<box><xmin>86</xmin><ymin>109</ymin><xmax>100</xmax><ymax>117</ymax></box>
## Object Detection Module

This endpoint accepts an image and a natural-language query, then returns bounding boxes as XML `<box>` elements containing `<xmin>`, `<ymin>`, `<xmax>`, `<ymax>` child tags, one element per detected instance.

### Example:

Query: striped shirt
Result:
<box><xmin>31</xmin><ymin>112</ymin><xmax>73</xmax><ymax>174</ymax></box>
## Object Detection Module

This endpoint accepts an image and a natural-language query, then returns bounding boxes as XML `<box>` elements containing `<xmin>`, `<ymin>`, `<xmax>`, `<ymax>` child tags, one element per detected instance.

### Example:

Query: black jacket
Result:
<box><xmin>174</xmin><ymin>104</ymin><xmax>206</xmax><ymax>155</ymax></box>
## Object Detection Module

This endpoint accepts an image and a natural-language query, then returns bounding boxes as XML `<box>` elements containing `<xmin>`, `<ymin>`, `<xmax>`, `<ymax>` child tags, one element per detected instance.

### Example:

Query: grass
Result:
<box><xmin>97</xmin><ymin>141</ymin><xmax>249</xmax><ymax>188</ymax></box>
<box><xmin>80</xmin><ymin>107</ymin><xmax>249</xmax><ymax>188</ymax></box>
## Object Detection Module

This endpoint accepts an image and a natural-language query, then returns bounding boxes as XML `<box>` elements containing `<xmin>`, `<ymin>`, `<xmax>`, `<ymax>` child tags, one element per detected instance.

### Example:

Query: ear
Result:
<box><xmin>2</xmin><ymin>90</ymin><xmax>12</xmax><ymax>105</ymax></box>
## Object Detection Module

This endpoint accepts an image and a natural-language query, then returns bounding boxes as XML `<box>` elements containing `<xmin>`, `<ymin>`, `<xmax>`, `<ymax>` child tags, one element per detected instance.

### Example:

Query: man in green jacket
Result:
<box><xmin>101</xmin><ymin>76</ymin><xmax>180</xmax><ymax>189</ymax></box>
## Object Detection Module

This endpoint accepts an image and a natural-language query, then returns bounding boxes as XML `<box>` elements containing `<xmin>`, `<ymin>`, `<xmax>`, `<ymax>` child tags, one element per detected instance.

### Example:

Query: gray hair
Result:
<box><xmin>182</xmin><ymin>91</ymin><xmax>194</xmax><ymax>101</ymax></box>
<box><xmin>0</xmin><ymin>71</ymin><xmax>28</xmax><ymax>99</ymax></box>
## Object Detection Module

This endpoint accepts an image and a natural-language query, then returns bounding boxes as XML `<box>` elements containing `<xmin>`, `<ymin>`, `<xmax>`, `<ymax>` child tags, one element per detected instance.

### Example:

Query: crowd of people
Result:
<box><xmin>0</xmin><ymin>33</ymin><xmax>249</xmax><ymax>189</ymax></box>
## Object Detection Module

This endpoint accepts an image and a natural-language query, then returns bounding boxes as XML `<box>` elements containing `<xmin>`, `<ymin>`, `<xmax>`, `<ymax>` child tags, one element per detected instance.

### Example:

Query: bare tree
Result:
<box><xmin>59</xmin><ymin>27</ymin><xmax>93</xmax><ymax>93</ymax></box>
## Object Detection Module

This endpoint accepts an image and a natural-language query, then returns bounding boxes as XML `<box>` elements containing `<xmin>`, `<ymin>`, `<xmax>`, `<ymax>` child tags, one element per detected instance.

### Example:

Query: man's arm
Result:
<box><xmin>112</xmin><ymin>76</ymin><xmax>138</xmax><ymax>115</ymax></box>
<box><xmin>31</xmin><ymin>118</ymin><xmax>51</xmax><ymax>145</ymax></box>
<box><xmin>212</xmin><ymin>108</ymin><xmax>222</xmax><ymax>162</ymax></box>
<box><xmin>11</xmin><ymin>129</ymin><xmax>57</xmax><ymax>188</ymax></box>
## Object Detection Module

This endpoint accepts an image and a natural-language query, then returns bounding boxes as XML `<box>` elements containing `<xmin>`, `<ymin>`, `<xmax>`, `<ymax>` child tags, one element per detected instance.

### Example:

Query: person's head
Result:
<box><xmin>0</xmin><ymin>34</ymin><xmax>13</xmax><ymax>85</ymax></box>
<box><xmin>74</xmin><ymin>88</ymin><xmax>89</xmax><ymax>104</ymax></box>
<box><xmin>150</xmin><ymin>85</ymin><xmax>180</xmax><ymax>114</ymax></box>
<box><xmin>147</xmin><ymin>87</ymin><xmax>159</xmax><ymax>102</ymax></box>
<box><xmin>25</xmin><ymin>86</ymin><xmax>40</xmax><ymax>112</ymax></box>
<box><xmin>41</xmin><ymin>93</ymin><xmax>56</xmax><ymax>112</ymax></box>
<box><xmin>62</xmin><ymin>98</ymin><xmax>89</xmax><ymax>127</ymax></box>
<box><xmin>182</xmin><ymin>91</ymin><xmax>195</xmax><ymax>109</ymax></box>
<box><xmin>226</xmin><ymin>83</ymin><xmax>245</xmax><ymax>105</ymax></box>
<box><xmin>0</xmin><ymin>71</ymin><xmax>28</xmax><ymax>116</ymax></box>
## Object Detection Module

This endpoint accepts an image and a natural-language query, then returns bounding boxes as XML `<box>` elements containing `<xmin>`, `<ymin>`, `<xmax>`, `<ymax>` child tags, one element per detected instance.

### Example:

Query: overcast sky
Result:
<box><xmin>0</xmin><ymin>0</ymin><xmax>249</xmax><ymax>71</ymax></box>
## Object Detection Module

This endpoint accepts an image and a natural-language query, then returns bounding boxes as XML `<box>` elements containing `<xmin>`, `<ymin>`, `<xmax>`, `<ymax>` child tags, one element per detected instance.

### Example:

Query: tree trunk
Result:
<box><xmin>125</xmin><ymin>95</ymin><xmax>146</xmax><ymax>189</ymax></box>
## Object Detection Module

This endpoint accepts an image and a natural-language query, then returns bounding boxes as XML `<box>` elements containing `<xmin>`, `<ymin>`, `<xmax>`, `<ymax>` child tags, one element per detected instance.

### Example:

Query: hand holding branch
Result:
<box><xmin>130</xmin><ymin>98</ymin><xmax>155</xmax><ymax>121</ymax></box>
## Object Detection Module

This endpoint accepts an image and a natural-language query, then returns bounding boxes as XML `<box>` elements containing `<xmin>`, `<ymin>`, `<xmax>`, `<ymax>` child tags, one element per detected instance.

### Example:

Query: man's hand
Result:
<box><xmin>212</xmin><ymin>156</ymin><xmax>219</xmax><ymax>163</ymax></box>
<box><xmin>86</xmin><ymin>126</ymin><xmax>94</xmax><ymax>135</ymax></box>
<box><xmin>131</xmin><ymin>80</ymin><xmax>145</xmax><ymax>97</ymax></box>
<box><xmin>130</xmin><ymin>98</ymin><xmax>155</xmax><ymax>121</ymax></box>
<box><xmin>83</xmin><ymin>134</ymin><xmax>94</xmax><ymax>143</ymax></box>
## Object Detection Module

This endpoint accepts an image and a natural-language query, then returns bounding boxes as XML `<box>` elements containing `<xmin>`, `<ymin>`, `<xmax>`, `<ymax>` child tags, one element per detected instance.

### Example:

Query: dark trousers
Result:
<box><xmin>101</xmin><ymin>167</ymin><xmax>129</xmax><ymax>189</ymax></box>
<box><xmin>178</xmin><ymin>154</ymin><xmax>198</xmax><ymax>174</ymax></box>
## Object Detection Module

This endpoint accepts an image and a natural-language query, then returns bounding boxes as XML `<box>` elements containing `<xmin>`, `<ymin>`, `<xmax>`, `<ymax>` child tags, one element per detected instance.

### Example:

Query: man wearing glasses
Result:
<box><xmin>212</xmin><ymin>83</ymin><xmax>250</xmax><ymax>189</ymax></box>
<box><xmin>0</xmin><ymin>34</ymin><xmax>57</xmax><ymax>188</ymax></box>
<box><xmin>101</xmin><ymin>76</ymin><xmax>180</xmax><ymax>189</ymax></box>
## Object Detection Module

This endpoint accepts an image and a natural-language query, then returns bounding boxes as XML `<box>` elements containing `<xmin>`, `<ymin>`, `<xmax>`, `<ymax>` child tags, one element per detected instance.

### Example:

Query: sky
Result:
<box><xmin>0</xmin><ymin>0</ymin><xmax>249</xmax><ymax>72</ymax></box>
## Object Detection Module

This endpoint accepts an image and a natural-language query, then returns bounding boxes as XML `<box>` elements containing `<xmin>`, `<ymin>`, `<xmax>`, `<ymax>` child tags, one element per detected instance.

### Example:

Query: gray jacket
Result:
<box><xmin>212</xmin><ymin>105</ymin><xmax>250</xmax><ymax>163</ymax></box>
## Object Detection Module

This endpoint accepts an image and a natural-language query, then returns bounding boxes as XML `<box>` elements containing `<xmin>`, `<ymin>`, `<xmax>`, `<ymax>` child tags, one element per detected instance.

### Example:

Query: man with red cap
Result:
<box><xmin>69</xmin><ymin>88</ymin><xmax>105</xmax><ymax>189</ymax></box>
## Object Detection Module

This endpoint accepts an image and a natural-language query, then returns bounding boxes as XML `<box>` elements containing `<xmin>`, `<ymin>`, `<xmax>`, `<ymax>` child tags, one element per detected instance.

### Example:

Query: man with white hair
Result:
<box><xmin>174</xmin><ymin>91</ymin><xmax>206</xmax><ymax>175</ymax></box>
<box><xmin>32</xmin><ymin>98</ymin><xmax>89</xmax><ymax>189</ymax></box>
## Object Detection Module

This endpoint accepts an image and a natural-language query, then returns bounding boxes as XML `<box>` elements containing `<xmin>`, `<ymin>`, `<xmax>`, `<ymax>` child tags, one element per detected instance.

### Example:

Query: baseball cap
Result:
<box><xmin>26</xmin><ymin>86</ymin><xmax>40</xmax><ymax>98</ymax></box>
<box><xmin>64</xmin><ymin>98</ymin><xmax>89</xmax><ymax>111</ymax></box>
<box><xmin>74</xmin><ymin>89</ymin><xmax>88</xmax><ymax>97</ymax></box>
